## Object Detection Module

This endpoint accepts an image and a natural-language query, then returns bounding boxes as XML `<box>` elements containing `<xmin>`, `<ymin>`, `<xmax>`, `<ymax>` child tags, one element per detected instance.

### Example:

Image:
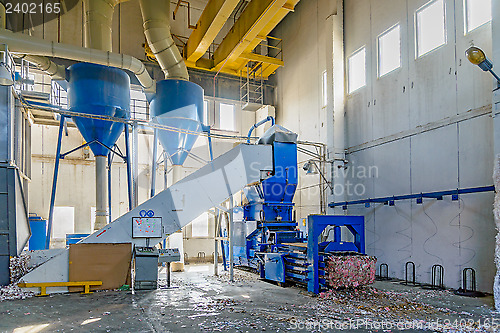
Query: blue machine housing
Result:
<box><xmin>233</xmin><ymin>125</ymin><xmax>367</xmax><ymax>293</ymax></box>
<box><xmin>150</xmin><ymin>79</ymin><xmax>204</xmax><ymax>166</ymax></box>
<box><xmin>67</xmin><ymin>63</ymin><xmax>131</xmax><ymax>156</ymax></box>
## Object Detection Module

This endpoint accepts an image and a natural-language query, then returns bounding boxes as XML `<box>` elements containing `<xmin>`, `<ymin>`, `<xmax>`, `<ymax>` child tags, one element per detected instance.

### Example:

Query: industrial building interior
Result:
<box><xmin>1</xmin><ymin>0</ymin><xmax>500</xmax><ymax>331</ymax></box>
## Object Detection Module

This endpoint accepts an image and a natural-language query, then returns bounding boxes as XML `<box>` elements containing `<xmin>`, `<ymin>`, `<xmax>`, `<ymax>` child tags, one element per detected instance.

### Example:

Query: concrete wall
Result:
<box><xmin>273</xmin><ymin>0</ymin><xmax>495</xmax><ymax>291</ymax></box>
<box><xmin>272</xmin><ymin>0</ymin><xmax>335</xmax><ymax>221</ymax></box>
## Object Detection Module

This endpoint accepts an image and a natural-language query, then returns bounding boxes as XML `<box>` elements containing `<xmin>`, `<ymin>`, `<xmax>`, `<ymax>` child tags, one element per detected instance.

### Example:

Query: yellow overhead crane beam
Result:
<box><xmin>185</xmin><ymin>0</ymin><xmax>240</xmax><ymax>64</ymax></box>
<box><xmin>181</xmin><ymin>0</ymin><xmax>300</xmax><ymax>79</ymax></box>
<box><xmin>213</xmin><ymin>0</ymin><xmax>288</xmax><ymax>69</ymax></box>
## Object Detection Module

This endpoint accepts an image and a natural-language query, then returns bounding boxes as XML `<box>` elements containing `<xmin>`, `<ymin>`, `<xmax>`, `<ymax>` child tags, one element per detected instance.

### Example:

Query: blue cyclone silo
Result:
<box><xmin>67</xmin><ymin>63</ymin><xmax>130</xmax><ymax>156</ymax></box>
<box><xmin>150</xmin><ymin>79</ymin><xmax>204</xmax><ymax>166</ymax></box>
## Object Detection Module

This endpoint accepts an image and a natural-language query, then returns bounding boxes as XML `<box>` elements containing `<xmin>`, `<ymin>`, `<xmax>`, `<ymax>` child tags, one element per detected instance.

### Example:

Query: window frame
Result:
<box><xmin>377</xmin><ymin>24</ymin><xmax>402</xmax><ymax>78</ymax></box>
<box><xmin>218</xmin><ymin>102</ymin><xmax>236</xmax><ymax>131</ymax></box>
<box><xmin>347</xmin><ymin>47</ymin><xmax>367</xmax><ymax>94</ymax></box>
<box><xmin>464</xmin><ymin>0</ymin><xmax>492</xmax><ymax>34</ymax></box>
<box><xmin>415</xmin><ymin>0</ymin><xmax>447</xmax><ymax>59</ymax></box>
<box><xmin>191</xmin><ymin>212</ymin><xmax>209</xmax><ymax>238</ymax></box>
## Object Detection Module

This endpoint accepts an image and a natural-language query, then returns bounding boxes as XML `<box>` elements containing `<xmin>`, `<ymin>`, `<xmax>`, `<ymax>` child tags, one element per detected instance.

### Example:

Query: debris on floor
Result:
<box><xmin>212</xmin><ymin>268</ymin><xmax>260</xmax><ymax>284</ymax></box>
<box><xmin>0</xmin><ymin>253</ymin><xmax>34</xmax><ymax>302</ymax></box>
<box><xmin>0</xmin><ymin>283</ymin><xmax>35</xmax><ymax>302</ymax></box>
<box><xmin>325</xmin><ymin>254</ymin><xmax>377</xmax><ymax>289</ymax></box>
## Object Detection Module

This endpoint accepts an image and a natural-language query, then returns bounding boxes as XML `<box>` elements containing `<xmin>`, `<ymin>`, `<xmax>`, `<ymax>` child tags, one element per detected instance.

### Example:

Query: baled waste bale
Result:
<box><xmin>9</xmin><ymin>253</ymin><xmax>31</xmax><ymax>283</ymax></box>
<box><xmin>325</xmin><ymin>254</ymin><xmax>376</xmax><ymax>289</ymax></box>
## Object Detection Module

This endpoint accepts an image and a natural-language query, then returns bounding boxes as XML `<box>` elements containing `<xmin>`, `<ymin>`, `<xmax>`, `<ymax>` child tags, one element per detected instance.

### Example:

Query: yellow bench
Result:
<box><xmin>18</xmin><ymin>281</ymin><xmax>103</xmax><ymax>296</ymax></box>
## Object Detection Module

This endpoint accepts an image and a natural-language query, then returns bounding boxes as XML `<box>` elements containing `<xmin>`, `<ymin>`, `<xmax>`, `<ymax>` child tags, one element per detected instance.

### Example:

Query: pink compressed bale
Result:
<box><xmin>325</xmin><ymin>255</ymin><xmax>377</xmax><ymax>289</ymax></box>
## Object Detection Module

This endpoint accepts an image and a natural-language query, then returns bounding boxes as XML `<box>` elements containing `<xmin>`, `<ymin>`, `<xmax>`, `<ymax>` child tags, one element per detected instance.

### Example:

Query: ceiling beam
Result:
<box><xmin>239</xmin><ymin>53</ymin><xmax>283</xmax><ymax>66</ymax></box>
<box><xmin>213</xmin><ymin>0</ymin><xmax>288</xmax><ymax>69</ymax></box>
<box><xmin>185</xmin><ymin>0</ymin><xmax>241</xmax><ymax>63</ymax></box>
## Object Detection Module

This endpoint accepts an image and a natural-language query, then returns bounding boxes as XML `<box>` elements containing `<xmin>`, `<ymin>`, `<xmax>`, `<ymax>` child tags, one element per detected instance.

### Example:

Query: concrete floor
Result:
<box><xmin>0</xmin><ymin>264</ymin><xmax>499</xmax><ymax>332</ymax></box>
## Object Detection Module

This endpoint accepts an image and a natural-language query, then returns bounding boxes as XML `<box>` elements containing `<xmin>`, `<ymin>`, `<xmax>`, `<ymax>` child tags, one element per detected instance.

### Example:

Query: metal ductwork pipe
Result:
<box><xmin>83</xmin><ymin>0</ymin><xmax>120</xmax><ymax>230</ymax></box>
<box><xmin>83</xmin><ymin>0</ymin><xmax>120</xmax><ymax>52</ymax></box>
<box><xmin>0</xmin><ymin>29</ymin><xmax>155</xmax><ymax>92</ymax></box>
<box><xmin>94</xmin><ymin>155</ymin><xmax>108</xmax><ymax>230</ymax></box>
<box><xmin>139</xmin><ymin>0</ymin><xmax>189</xmax><ymax>80</ymax></box>
<box><xmin>17</xmin><ymin>54</ymin><xmax>66</xmax><ymax>80</ymax></box>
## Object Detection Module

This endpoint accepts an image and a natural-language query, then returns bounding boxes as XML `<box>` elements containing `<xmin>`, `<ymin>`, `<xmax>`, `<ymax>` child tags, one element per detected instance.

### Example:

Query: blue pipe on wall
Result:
<box><xmin>329</xmin><ymin>185</ymin><xmax>495</xmax><ymax>209</ymax></box>
<box><xmin>247</xmin><ymin>116</ymin><xmax>275</xmax><ymax>143</ymax></box>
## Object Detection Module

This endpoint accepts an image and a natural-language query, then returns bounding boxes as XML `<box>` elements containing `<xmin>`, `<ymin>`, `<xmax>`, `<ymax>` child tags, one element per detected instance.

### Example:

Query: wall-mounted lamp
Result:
<box><xmin>465</xmin><ymin>46</ymin><xmax>500</xmax><ymax>83</ymax></box>
<box><xmin>303</xmin><ymin>161</ymin><xmax>319</xmax><ymax>175</ymax></box>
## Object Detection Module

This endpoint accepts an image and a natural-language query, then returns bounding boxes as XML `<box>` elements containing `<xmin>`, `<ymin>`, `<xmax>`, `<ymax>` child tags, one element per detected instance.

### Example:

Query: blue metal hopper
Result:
<box><xmin>67</xmin><ymin>63</ymin><xmax>131</xmax><ymax>156</ymax></box>
<box><xmin>150</xmin><ymin>79</ymin><xmax>204</xmax><ymax>166</ymax></box>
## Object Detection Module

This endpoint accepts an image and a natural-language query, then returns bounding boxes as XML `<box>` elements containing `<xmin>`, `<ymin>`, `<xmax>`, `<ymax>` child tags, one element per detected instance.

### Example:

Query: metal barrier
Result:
<box><xmin>463</xmin><ymin>268</ymin><xmax>476</xmax><ymax>292</ymax></box>
<box><xmin>401</xmin><ymin>261</ymin><xmax>419</xmax><ymax>286</ymax></box>
<box><xmin>376</xmin><ymin>263</ymin><xmax>390</xmax><ymax>281</ymax></box>
<box><xmin>431</xmin><ymin>264</ymin><xmax>445</xmax><ymax>289</ymax></box>
<box><xmin>422</xmin><ymin>264</ymin><xmax>445</xmax><ymax>290</ymax></box>
<box><xmin>454</xmin><ymin>267</ymin><xmax>485</xmax><ymax>297</ymax></box>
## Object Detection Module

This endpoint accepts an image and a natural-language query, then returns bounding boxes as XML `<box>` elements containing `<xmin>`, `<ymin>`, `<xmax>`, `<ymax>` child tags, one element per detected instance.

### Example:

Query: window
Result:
<box><xmin>51</xmin><ymin>81</ymin><xmax>67</xmax><ymax>108</ymax></box>
<box><xmin>191</xmin><ymin>212</ymin><xmax>209</xmax><ymax>238</ymax></box>
<box><xmin>322</xmin><ymin>71</ymin><xmax>328</xmax><ymax>107</ymax></box>
<box><xmin>203</xmin><ymin>100</ymin><xmax>208</xmax><ymax>124</ymax></box>
<box><xmin>130</xmin><ymin>88</ymin><xmax>148</xmax><ymax>120</ymax></box>
<box><xmin>52</xmin><ymin>206</ymin><xmax>75</xmax><ymax>238</ymax></box>
<box><xmin>348</xmin><ymin>48</ymin><xmax>366</xmax><ymax>94</ymax></box>
<box><xmin>465</xmin><ymin>0</ymin><xmax>492</xmax><ymax>33</ymax></box>
<box><xmin>416</xmin><ymin>0</ymin><xmax>446</xmax><ymax>57</ymax></box>
<box><xmin>378</xmin><ymin>25</ymin><xmax>401</xmax><ymax>77</ymax></box>
<box><xmin>219</xmin><ymin>103</ymin><xmax>235</xmax><ymax>131</ymax></box>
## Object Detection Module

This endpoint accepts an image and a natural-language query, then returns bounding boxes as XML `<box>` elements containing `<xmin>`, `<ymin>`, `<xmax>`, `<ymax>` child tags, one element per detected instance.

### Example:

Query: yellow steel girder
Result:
<box><xmin>213</xmin><ymin>0</ymin><xmax>288</xmax><ymax>69</ymax></box>
<box><xmin>185</xmin><ymin>0</ymin><xmax>240</xmax><ymax>63</ymax></box>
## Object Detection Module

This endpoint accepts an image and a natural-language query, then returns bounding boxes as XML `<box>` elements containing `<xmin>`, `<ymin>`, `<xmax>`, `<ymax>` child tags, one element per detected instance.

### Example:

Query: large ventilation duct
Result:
<box><xmin>83</xmin><ymin>0</ymin><xmax>120</xmax><ymax>52</ymax></box>
<box><xmin>140</xmin><ymin>0</ymin><xmax>203</xmax><ymax>167</ymax></box>
<box><xmin>80</xmin><ymin>0</ymin><xmax>126</xmax><ymax>230</ymax></box>
<box><xmin>139</xmin><ymin>0</ymin><xmax>189</xmax><ymax>81</ymax></box>
<box><xmin>0</xmin><ymin>29</ymin><xmax>155</xmax><ymax>92</ymax></box>
<box><xmin>17</xmin><ymin>54</ymin><xmax>66</xmax><ymax>80</ymax></box>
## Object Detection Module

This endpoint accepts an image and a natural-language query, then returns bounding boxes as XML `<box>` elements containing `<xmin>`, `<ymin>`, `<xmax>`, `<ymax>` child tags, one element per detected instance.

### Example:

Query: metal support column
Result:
<box><xmin>214</xmin><ymin>208</ymin><xmax>219</xmax><ymax>276</ymax></box>
<box><xmin>46</xmin><ymin>115</ymin><xmax>65</xmax><ymax>249</ymax></box>
<box><xmin>229</xmin><ymin>196</ymin><xmax>234</xmax><ymax>282</ymax></box>
<box><xmin>124</xmin><ymin>124</ymin><xmax>133</xmax><ymax>211</ymax></box>
<box><xmin>150</xmin><ymin>128</ymin><xmax>157</xmax><ymax>198</ymax></box>
<box><xmin>131</xmin><ymin>123</ymin><xmax>139</xmax><ymax>208</ymax></box>
<box><xmin>107</xmin><ymin>151</ymin><xmax>113</xmax><ymax>224</ymax></box>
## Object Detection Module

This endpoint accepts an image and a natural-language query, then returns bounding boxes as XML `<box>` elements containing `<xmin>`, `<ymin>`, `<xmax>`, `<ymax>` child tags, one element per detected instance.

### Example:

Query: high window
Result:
<box><xmin>378</xmin><ymin>25</ymin><xmax>401</xmax><ymax>77</ymax></box>
<box><xmin>191</xmin><ymin>212</ymin><xmax>209</xmax><ymax>238</ymax></box>
<box><xmin>416</xmin><ymin>0</ymin><xmax>446</xmax><ymax>57</ymax></box>
<box><xmin>465</xmin><ymin>0</ymin><xmax>492</xmax><ymax>33</ymax></box>
<box><xmin>348</xmin><ymin>48</ymin><xmax>366</xmax><ymax>93</ymax></box>
<box><xmin>219</xmin><ymin>103</ymin><xmax>235</xmax><ymax>131</ymax></box>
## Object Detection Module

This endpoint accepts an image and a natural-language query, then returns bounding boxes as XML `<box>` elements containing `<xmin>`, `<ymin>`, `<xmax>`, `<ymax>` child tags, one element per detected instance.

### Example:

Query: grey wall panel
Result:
<box><xmin>371</xmin><ymin>0</ymin><xmax>411</xmax><ymax>140</ymax></box>
<box><xmin>410</xmin><ymin>125</ymin><xmax>459</xmax><ymax>193</ymax></box>
<box><xmin>372</xmin><ymin>139</ymin><xmax>411</xmax><ymax>198</ymax></box>
<box><xmin>458</xmin><ymin>115</ymin><xmax>493</xmax><ymax>188</ymax></box>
